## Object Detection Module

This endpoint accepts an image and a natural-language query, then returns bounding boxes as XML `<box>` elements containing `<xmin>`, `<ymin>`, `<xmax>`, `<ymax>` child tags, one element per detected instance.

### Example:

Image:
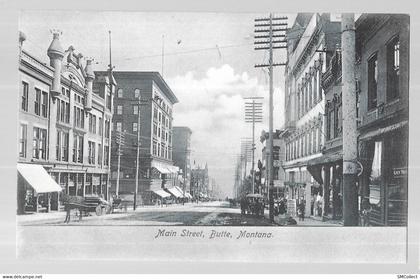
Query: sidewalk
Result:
<box><xmin>264</xmin><ymin>212</ymin><xmax>342</xmax><ymax>227</ymax></box>
<box><xmin>17</xmin><ymin>201</ymin><xmax>200</xmax><ymax>225</ymax></box>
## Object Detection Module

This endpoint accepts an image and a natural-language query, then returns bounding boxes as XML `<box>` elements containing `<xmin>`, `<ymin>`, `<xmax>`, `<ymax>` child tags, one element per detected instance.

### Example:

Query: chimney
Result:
<box><xmin>19</xmin><ymin>31</ymin><xmax>26</xmax><ymax>48</ymax></box>
<box><xmin>47</xmin><ymin>31</ymin><xmax>64</xmax><ymax>99</ymax></box>
<box><xmin>84</xmin><ymin>58</ymin><xmax>94</xmax><ymax>111</ymax></box>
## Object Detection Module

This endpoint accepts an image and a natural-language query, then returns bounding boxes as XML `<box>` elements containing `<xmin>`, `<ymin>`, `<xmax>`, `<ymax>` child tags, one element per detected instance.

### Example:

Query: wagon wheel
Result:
<box><xmin>95</xmin><ymin>205</ymin><xmax>102</xmax><ymax>216</ymax></box>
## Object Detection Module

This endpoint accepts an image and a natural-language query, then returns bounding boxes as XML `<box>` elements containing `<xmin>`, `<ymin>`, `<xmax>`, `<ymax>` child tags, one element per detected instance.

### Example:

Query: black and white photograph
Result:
<box><xmin>6</xmin><ymin>4</ymin><xmax>414</xmax><ymax>271</ymax></box>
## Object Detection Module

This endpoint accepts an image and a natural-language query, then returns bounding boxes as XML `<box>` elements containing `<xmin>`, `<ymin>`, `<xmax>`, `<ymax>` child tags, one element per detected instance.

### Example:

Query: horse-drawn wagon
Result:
<box><xmin>62</xmin><ymin>194</ymin><xmax>111</xmax><ymax>223</ymax></box>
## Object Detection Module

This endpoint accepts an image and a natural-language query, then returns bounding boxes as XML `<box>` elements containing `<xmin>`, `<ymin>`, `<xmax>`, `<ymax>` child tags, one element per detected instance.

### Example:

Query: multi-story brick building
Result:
<box><xmin>17</xmin><ymin>31</ymin><xmax>115</xmax><ymax>214</ymax></box>
<box><xmin>172</xmin><ymin>126</ymin><xmax>192</xmax><ymax>196</ymax></box>
<box><xmin>356</xmin><ymin>14</ymin><xmax>409</xmax><ymax>226</ymax></box>
<box><xmin>108</xmin><ymin>71</ymin><xmax>179</xmax><ymax>205</ymax></box>
<box><xmin>281</xmin><ymin>13</ymin><xmax>341</xmax><ymax>217</ymax></box>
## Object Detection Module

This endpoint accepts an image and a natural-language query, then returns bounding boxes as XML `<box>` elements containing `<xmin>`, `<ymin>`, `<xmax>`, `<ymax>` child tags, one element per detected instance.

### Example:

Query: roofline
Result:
<box><xmin>173</xmin><ymin>126</ymin><xmax>192</xmax><ymax>133</ymax></box>
<box><xmin>105</xmin><ymin>71</ymin><xmax>179</xmax><ymax>104</ymax></box>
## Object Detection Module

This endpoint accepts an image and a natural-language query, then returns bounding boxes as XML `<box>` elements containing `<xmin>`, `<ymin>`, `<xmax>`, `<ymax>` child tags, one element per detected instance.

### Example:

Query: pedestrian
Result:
<box><xmin>297</xmin><ymin>198</ymin><xmax>305</xmax><ymax>221</ymax></box>
<box><xmin>64</xmin><ymin>203</ymin><xmax>71</xmax><ymax>223</ymax></box>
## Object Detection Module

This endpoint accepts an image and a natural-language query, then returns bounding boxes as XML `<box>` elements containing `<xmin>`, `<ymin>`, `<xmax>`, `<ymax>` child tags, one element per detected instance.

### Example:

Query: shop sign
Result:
<box><xmin>393</xmin><ymin>167</ymin><xmax>407</xmax><ymax>178</ymax></box>
<box><xmin>273</xmin><ymin>180</ymin><xmax>282</xmax><ymax>187</ymax></box>
<box><xmin>273</xmin><ymin>160</ymin><xmax>281</xmax><ymax>167</ymax></box>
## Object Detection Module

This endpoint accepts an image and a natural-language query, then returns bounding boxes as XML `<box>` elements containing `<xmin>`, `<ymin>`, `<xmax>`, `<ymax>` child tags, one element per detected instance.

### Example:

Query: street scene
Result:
<box><xmin>17</xmin><ymin>11</ymin><xmax>408</xmax><ymax>230</ymax></box>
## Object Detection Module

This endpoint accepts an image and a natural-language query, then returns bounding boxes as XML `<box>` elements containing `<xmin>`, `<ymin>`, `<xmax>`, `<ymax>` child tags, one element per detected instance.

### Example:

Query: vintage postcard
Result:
<box><xmin>15</xmin><ymin>10</ymin><xmax>409</xmax><ymax>264</ymax></box>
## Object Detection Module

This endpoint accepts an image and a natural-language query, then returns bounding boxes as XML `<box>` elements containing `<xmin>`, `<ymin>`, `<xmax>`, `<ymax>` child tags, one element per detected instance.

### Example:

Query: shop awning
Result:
<box><xmin>174</xmin><ymin>186</ymin><xmax>186</xmax><ymax>197</ymax></box>
<box><xmin>166</xmin><ymin>187</ymin><xmax>183</xmax><ymax>198</ymax></box>
<box><xmin>153</xmin><ymin>165</ymin><xmax>170</xmax><ymax>174</ymax></box>
<box><xmin>17</xmin><ymin>163</ymin><xmax>62</xmax><ymax>193</ymax></box>
<box><xmin>359</xmin><ymin>120</ymin><xmax>408</xmax><ymax>141</ymax></box>
<box><xmin>166</xmin><ymin>165</ymin><xmax>179</xmax><ymax>174</ymax></box>
<box><xmin>153</xmin><ymin>189</ymin><xmax>171</xmax><ymax>198</ymax></box>
<box><xmin>306</xmin><ymin>152</ymin><xmax>343</xmax><ymax>185</ymax></box>
<box><xmin>185</xmin><ymin>193</ymin><xmax>193</xmax><ymax>199</ymax></box>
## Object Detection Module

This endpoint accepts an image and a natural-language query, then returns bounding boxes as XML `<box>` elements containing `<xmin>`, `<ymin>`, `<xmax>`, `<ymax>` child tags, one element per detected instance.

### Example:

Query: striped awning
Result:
<box><xmin>17</xmin><ymin>163</ymin><xmax>62</xmax><ymax>193</ymax></box>
<box><xmin>153</xmin><ymin>189</ymin><xmax>171</xmax><ymax>198</ymax></box>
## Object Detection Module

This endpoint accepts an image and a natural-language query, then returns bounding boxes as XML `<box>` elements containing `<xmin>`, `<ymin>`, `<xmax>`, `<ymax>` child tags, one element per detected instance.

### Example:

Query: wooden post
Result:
<box><xmin>47</xmin><ymin>193</ymin><xmax>51</xmax><ymax>212</ymax></box>
<box><xmin>36</xmin><ymin>195</ymin><xmax>39</xmax><ymax>213</ymax></box>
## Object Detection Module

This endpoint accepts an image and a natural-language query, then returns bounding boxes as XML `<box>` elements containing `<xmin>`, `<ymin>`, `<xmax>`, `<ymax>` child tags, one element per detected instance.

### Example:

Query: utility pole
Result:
<box><xmin>254</xmin><ymin>13</ymin><xmax>287</xmax><ymax>222</ymax></box>
<box><xmin>161</xmin><ymin>34</ymin><xmax>165</xmax><ymax>77</ymax></box>
<box><xmin>106</xmin><ymin>30</ymin><xmax>115</xmax><ymax>201</ymax></box>
<box><xmin>244</xmin><ymin>97</ymin><xmax>263</xmax><ymax>194</ymax></box>
<box><xmin>115</xmin><ymin>130</ymin><xmax>125</xmax><ymax>197</ymax></box>
<box><xmin>240</xmin><ymin>138</ymin><xmax>252</xmax><ymax>193</ymax></box>
<box><xmin>133</xmin><ymin>94</ymin><xmax>141</xmax><ymax>211</ymax></box>
<box><xmin>341</xmin><ymin>13</ymin><xmax>358</xmax><ymax>226</ymax></box>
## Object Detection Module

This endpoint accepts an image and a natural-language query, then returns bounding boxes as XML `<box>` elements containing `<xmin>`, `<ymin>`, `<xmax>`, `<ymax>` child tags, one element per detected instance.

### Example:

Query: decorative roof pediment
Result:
<box><xmin>62</xmin><ymin>46</ymin><xmax>87</xmax><ymax>88</ymax></box>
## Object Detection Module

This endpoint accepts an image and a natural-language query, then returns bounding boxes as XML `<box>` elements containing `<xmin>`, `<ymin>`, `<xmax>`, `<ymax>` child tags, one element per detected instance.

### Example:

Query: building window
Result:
<box><xmin>133</xmin><ymin>105</ymin><xmax>139</xmax><ymax>115</ymax></box>
<box><xmin>61</xmin><ymin>131</ymin><xmax>69</xmax><ymax>162</ymax></box>
<box><xmin>104</xmin><ymin>145</ymin><xmax>109</xmax><ymax>166</ymax></box>
<box><xmin>336</xmin><ymin>103</ymin><xmax>342</xmax><ymax>137</ymax></box>
<box><xmin>72</xmin><ymin>135</ymin><xmax>78</xmax><ymax>163</ymax></box>
<box><xmin>106</xmin><ymin>91</ymin><xmax>111</xmax><ymax>110</ymax></box>
<box><xmin>318</xmin><ymin>126</ymin><xmax>322</xmax><ymax>151</ymax></box>
<box><xmin>368</xmin><ymin>54</ymin><xmax>378</xmax><ymax>110</ymax></box>
<box><xmin>308</xmin><ymin>131</ymin><xmax>312</xmax><ymax>155</ymax></box>
<box><xmin>41</xmin><ymin>91</ymin><xmax>48</xmax><ymax>118</ymax></box>
<box><xmin>133</xmin><ymin>122</ymin><xmax>138</xmax><ymax>132</ymax></box>
<box><xmin>158</xmin><ymin>143</ymin><xmax>161</xmax><ymax>157</ymax></box>
<box><xmin>19</xmin><ymin>124</ymin><xmax>27</xmax><ymax>158</ymax></box>
<box><xmin>98</xmin><ymin>144</ymin><xmax>102</xmax><ymax>165</ymax></box>
<box><xmin>21</xmin><ymin>81</ymin><xmax>28</xmax><ymax>112</ymax></box>
<box><xmin>153</xmin><ymin>141</ymin><xmax>157</xmax><ymax>156</ymax></box>
<box><xmin>117</xmin><ymin>105</ymin><xmax>123</xmax><ymax>115</ymax></box>
<box><xmin>117</xmin><ymin>88</ymin><xmax>123</xmax><ymax>98</ymax></box>
<box><xmin>134</xmin><ymin>88</ymin><xmax>140</xmax><ymax>98</ymax></box>
<box><xmin>88</xmin><ymin>141</ymin><xmax>96</xmax><ymax>164</ymax></box>
<box><xmin>105</xmin><ymin>120</ymin><xmax>110</xmax><ymax>138</ymax></box>
<box><xmin>33</xmin><ymin>127</ymin><xmax>47</xmax><ymax>160</ymax></box>
<box><xmin>56</xmin><ymin>131</ymin><xmax>61</xmax><ymax>161</ymax></box>
<box><xmin>116</xmin><ymin>122</ymin><xmax>122</xmax><ymax>132</ymax></box>
<box><xmin>99</xmin><ymin>117</ymin><xmax>103</xmax><ymax>136</ymax></box>
<box><xmin>153</xmin><ymin>108</ymin><xmax>158</xmax><ymax>121</ymax></box>
<box><xmin>74</xmin><ymin>106</ymin><xmax>85</xmax><ymax>129</ymax></box>
<box><xmin>34</xmin><ymin>88</ymin><xmax>41</xmax><ymax>116</ymax></box>
<box><xmin>78</xmin><ymin>135</ymin><xmax>83</xmax><ymax>163</ymax></box>
<box><xmin>308</xmin><ymin>80</ymin><xmax>312</xmax><ymax>108</ymax></box>
<box><xmin>387</xmin><ymin>36</ymin><xmax>400</xmax><ymax>101</ymax></box>
<box><xmin>327</xmin><ymin>109</ymin><xmax>334</xmax><ymax>140</ymax></box>
<box><xmin>153</xmin><ymin>123</ymin><xmax>157</xmax><ymax>137</ymax></box>
<box><xmin>88</xmin><ymin>114</ymin><xmax>97</xmax><ymax>133</ymax></box>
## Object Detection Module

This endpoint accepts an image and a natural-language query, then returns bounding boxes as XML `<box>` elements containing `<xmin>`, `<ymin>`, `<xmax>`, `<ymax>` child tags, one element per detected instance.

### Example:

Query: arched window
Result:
<box><xmin>134</xmin><ymin>88</ymin><xmax>140</xmax><ymax>98</ymax></box>
<box><xmin>117</xmin><ymin>88</ymin><xmax>123</xmax><ymax>98</ymax></box>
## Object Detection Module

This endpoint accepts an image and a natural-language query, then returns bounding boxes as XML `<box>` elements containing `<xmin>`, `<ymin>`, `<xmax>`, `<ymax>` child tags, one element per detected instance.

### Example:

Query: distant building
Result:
<box><xmin>107</xmin><ymin>71</ymin><xmax>179</xmax><ymax>204</ymax></box>
<box><xmin>260</xmin><ymin>130</ymin><xmax>286</xmax><ymax>200</ymax></box>
<box><xmin>172</xmin><ymin>126</ymin><xmax>192</xmax><ymax>195</ymax></box>
<box><xmin>356</xmin><ymin>14</ymin><xmax>409</xmax><ymax>226</ymax></box>
<box><xmin>18</xmin><ymin>31</ymin><xmax>114</xmax><ymax>214</ymax></box>
<box><xmin>190</xmin><ymin>164</ymin><xmax>209</xmax><ymax>199</ymax></box>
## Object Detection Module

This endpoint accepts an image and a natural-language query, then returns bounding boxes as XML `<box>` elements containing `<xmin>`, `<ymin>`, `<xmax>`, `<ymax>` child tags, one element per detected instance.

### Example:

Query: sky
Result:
<box><xmin>19</xmin><ymin>11</ymin><xmax>296</xmax><ymax>198</ymax></box>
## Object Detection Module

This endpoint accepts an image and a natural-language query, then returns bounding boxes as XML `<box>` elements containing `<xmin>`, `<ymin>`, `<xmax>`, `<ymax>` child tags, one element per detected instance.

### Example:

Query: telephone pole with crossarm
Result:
<box><xmin>254</xmin><ymin>13</ymin><xmax>288</xmax><ymax>222</ymax></box>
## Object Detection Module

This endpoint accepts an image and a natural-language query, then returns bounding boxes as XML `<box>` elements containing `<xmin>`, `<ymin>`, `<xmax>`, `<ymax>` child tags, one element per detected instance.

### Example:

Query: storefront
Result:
<box><xmin>307</xmin><ymin>152</ymin><xmax>343</xmax><ymax>220</ymax></box>
<box><xmin>17</xmin><ymin>163</ymin><xmax>62</xmax><ymax>214</ymax></box>
<box><xmin>358</xmin><ymin>121</ymin><xmax>408</xmax><ymax>226</ymax></box>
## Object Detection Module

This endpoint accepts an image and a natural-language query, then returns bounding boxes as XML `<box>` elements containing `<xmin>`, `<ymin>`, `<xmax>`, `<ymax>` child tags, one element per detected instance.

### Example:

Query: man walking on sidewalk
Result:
<box><xmin>298</xmin><ymin>198</ymin><xmax>305</xmax><ymax>221</ymax></box>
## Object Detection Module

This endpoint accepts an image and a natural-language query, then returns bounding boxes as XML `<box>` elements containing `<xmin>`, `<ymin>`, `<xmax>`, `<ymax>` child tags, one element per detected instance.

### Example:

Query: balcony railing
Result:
<box><xmin>322</xmin><ymin>51</ymin><xmax>342</xmax><ymax>90</ymax></box>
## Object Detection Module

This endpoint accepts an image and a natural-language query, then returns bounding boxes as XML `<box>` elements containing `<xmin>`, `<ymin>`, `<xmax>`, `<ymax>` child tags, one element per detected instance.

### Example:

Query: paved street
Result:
<box><xmin>18</xmin><ymin>201</ymin><xmax>276</xmax><ymax>226</ymax></box>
